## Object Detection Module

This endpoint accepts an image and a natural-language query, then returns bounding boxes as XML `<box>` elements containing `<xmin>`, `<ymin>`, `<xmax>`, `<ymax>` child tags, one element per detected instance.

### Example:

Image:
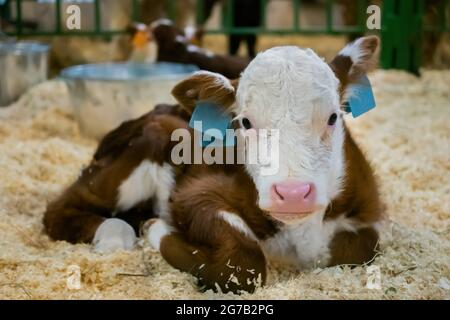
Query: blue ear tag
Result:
<box><xmin>189</xmin><ymin>102</ymin><xmax>235</xmax><ymax>147</ymax></box>
<box><xmin>346</xmin><ymin>74</ymin><xmax>376</xmax><ymax>118</ymax></box>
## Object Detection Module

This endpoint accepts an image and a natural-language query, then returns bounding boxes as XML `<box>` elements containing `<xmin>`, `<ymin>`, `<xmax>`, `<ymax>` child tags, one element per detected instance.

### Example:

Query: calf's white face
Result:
<box><xmin>172</xmin><ymin>36</ymin><xmax>379</xmax><ymax>226</ymax></box>
<box><xmin>235</xmin><ymin>47</ymin><xmax>344</xmax><ymax>224</ymax></box>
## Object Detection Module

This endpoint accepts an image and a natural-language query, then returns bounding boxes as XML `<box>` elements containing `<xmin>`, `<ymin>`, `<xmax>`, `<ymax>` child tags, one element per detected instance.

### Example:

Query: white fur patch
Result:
<box><xmin>175</xmin><ymin>35</ymin><xmax>185</xmax><ymax>43</ymax></box>
<box><xmin>218</xmin><ymin>211</ymin><xmax>257</xmax><ymax>241</ymax></box>
<box><xmin>236</xmin><ymin>46</ymin><xmax>343</xmax><ymax>212</ymax></box>
<box><xmin>339</xmin><ymin>38</ymin><xmax>367</xmax><ymax>65</ymax></box>
<box><xmin>184</xmin><ymin>26</ymin><xmax>196</xmax><ymax>39</ymax></box>
<box><xmin>186</xmin><ymin>44</ymin><xmax>214</xmax><ymax>57</ymax></box>
<box><xmin>116</xmin><ymin>161</ymin><xmax>174</xmax><ymax>220</ymax></box>
<box><xmin>262</xmin><ymin>212</ymin><xmax>364</xmax><ymax>268</ymax></box>
<box><xmin>147</xmin><ymin>219</ymin><xmax>173</xmax><ymax>251</ymax></box>
<box><xmin>93</xmin><ymin>218</ymin><xmax>136</xmax><ymax>253</ymax></box>
<box><xmin>150</xmin><ymin>18</ymin><xmax>173</xmax><ymax>30</ymax></box>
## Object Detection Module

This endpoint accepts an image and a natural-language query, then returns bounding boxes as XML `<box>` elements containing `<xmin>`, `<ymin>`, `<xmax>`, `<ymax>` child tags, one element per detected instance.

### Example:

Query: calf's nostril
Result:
<box><xmin>272</xmin><ymin>185</ymin><xmax>285</xmax><ymax>201</ymax></box>
<box><xmin>301</xmin><ymin>184</ymin><xmax>312</xmax><ymax>199</ymax></box>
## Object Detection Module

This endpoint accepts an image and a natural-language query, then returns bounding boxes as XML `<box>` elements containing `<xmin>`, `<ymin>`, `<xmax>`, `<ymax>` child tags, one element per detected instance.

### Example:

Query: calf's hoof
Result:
<box><xmin>93</xmin><ymin>218</ymin><xmax>136</xmax><ymax>253</ymax></box>
<box><xmin>144</xmin><ymin>218</ymin><xmax>173</xmax><ymax>251</ymax></box>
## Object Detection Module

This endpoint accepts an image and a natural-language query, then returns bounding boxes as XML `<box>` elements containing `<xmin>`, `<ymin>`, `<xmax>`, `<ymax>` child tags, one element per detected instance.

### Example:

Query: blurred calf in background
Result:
<box><xmin>143</xmin><ymin>19</ymin><xmax>250</xmax><ymax>78</ymax></box>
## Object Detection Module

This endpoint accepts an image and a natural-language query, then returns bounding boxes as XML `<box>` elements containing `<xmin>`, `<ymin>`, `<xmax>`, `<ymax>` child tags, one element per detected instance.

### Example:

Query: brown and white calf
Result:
<box><xmin>146</xmin><ymin>36</ymin><xmax>382</xmax><ymax>293</ymax></box>
<box><xmin>129</xmin><ymin>19</ymin><xmax>250</xmax><ymax>78</ymax></box>
<box><xmin>43</xmin><ymin>36</ymin><xmax>382</xmax><ymax>293</ymax></box>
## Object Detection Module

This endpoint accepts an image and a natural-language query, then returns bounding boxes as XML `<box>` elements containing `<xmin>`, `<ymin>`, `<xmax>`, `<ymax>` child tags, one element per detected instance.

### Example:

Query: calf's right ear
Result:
<box><xmin>171</xmin><ymin>71</ymin><xmax>237</xmax><ymax>114</ymax></box>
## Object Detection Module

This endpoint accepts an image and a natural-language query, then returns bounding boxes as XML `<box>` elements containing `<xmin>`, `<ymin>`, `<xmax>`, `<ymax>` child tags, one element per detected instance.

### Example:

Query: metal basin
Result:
<box><xmin>0</xmin><ymin>41</ymin><xmax>49</xmax><ymax>106</ymax></box>
<box><xmin>61</xmin><ymin>62</ymin><xmax>199</xmax><ymax>140</ymax></box>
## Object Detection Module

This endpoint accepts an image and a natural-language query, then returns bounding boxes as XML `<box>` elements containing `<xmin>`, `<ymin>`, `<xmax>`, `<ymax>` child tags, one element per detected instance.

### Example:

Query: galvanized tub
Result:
<box><xmin>0</xmin><ymin>41</ymin><xmax>49</xmax><ymax>106</ymax></box>
<box><xmin>61</xmin><ymin>62</ymin><xmax>199</xmax><ymax>140</ymax></box>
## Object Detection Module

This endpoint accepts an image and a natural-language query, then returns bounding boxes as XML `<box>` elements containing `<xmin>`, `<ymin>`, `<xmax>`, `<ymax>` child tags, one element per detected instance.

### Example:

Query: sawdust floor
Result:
<box><xmin>0</xmin><ymin>69</ymin><xmax>449</xmax><ymax>299</ymax></box>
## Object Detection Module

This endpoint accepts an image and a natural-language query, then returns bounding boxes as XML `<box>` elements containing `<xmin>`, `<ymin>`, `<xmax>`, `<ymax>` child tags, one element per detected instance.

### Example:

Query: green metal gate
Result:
<box><xmin>196</xmin><ymin>0</ymin><xmax>369</xmax><ymax>35</ymax></box>
<box><xmin>1</xmin><ymin>0</ymin><xmax>449</xmax><ymax>74</ymax></box>
<box><xmin>381</xmin><ymin>0</ymin><xmax>449</xmax><ymax>74</ymax></box>
<box><xmin>0</xmin><ymin>0</ymin><xmax>143</xmax><ymax>36</ymax></box>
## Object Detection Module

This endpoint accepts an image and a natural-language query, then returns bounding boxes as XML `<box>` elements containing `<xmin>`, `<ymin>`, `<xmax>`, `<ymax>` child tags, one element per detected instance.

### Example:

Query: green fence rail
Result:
<box><xmin>1</xmin><ymin>0</ymin><xmax>449</xmax><ymax>74</ymax></box>
<box><xmin>0</xmin><ymin>0</ymin><xmax>143</xmax><ymax>36</ymax></box>
<box><xmin>196</xmin><ymin>0</ymin><xmax>370</xmax><ymax>35</ymax></box>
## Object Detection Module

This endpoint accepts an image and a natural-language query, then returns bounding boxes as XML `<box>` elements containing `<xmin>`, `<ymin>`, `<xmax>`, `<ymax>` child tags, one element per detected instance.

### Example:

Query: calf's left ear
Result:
<box><xmin>329</xmin><ymin>36</ymin><xmax>380</xmax><ymax>97</ymax></box>
<box><xmin>171</xmin><ymin>71</ymin><xmax>237</xmax><ymax>114</ymax></box>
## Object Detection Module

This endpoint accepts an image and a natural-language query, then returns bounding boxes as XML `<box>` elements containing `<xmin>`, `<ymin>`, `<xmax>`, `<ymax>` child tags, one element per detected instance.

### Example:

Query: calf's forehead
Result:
<box><xmin>236</xmin><ymin>47</ymin><xmax>340</xmax><ymax>120</ymax></box>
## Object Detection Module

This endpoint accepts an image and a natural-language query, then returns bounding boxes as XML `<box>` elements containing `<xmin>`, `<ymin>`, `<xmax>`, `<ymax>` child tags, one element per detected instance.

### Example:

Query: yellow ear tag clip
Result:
<box><xmin>132</xmin><ymin>30</ymin><xmax>150</xmax><ymax>49</ymax></box>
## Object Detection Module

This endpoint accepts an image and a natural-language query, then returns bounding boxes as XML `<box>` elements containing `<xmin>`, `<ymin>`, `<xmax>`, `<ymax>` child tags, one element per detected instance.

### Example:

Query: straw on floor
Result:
<box><xmin>0</xmin><ymin>69</ymin><xmax>449</xmax><ymax>299</ymax></box>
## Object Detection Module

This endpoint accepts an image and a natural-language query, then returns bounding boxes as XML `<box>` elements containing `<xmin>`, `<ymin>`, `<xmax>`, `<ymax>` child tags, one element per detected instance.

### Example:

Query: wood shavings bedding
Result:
<box><xmin>0</xmin><ymin>70</ymin><xmax>448</xmax><ymax>299</ymax></box>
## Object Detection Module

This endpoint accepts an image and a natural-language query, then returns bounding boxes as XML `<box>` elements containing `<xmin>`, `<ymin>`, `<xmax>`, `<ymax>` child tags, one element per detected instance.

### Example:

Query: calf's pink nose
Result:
<box><xmin>270</xmin><ymin>181</ymin><xmax>317</xmax><ymax>213</ymax></box>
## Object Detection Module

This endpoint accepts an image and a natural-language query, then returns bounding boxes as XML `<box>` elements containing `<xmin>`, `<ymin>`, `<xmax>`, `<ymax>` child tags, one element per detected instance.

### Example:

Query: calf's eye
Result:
<box><xmin>241</xmin><ymin>117</ymin><xmax>252</xmax><ymax>129</ymax></box>
<box><xmin>327</xmin><ymin>113</ymin><xmax>338</xmax><ymax>126</ymax></box>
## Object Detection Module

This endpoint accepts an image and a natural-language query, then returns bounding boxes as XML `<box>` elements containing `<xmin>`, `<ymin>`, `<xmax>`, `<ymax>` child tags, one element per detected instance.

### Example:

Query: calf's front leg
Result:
<box><xmin>146</xmin><ymin>218</ymin><xmax>267</xmax><ymax>294</ymax></box>
<box><xmin>329</xmin><ymin>227</ymin><xmax>379</xmax><ymax>266</ymax></box>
